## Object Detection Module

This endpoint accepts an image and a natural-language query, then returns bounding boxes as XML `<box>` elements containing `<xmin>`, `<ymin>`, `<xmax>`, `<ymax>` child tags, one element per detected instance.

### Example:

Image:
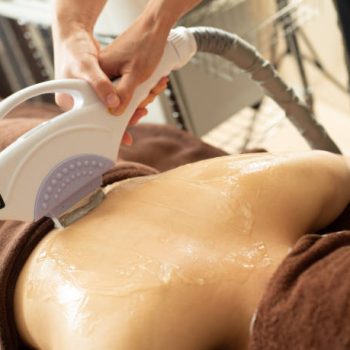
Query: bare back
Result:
<box><xmin>14</xmin><ymin>151</ymin><xmax>350</xmax><ymax>350</ymax></box>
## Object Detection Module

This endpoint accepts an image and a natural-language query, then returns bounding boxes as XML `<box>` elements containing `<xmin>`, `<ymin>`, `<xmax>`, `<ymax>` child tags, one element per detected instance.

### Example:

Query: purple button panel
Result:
<box><xmin>34</xmin><ymin>154</ymin><xmax>114</xmax><ymax>220</ymax></box>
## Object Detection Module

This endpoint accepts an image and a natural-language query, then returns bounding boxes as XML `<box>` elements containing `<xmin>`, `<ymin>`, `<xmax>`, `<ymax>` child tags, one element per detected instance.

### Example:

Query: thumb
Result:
<box><xmin>83</xmin><ymin>60</ymin><xmax>120</xmax><ymax>110</ymax></box>
<box><xmin>113</xmin><ymin>73</ymin><xmax>139</xmax><ymax>116</ymax></box>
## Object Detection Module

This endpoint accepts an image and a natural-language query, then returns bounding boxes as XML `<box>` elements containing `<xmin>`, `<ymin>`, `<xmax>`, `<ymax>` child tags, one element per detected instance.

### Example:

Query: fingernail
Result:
<box><xmin>115</xmin><ymin>108</ymin><xmax>124</xmax><ymax>116</ymax></box>
<box><xmin>124</xmin><ymin>134</ymin><xmax>133</xmax><ymax>145</ymax></box>
<box><xmin>108</xmin><ymin>107</ymin><xmax>124</xmax><ymax>117</ymax></box>
<box><xmin>106</xmin><ymin>93</ymin><xmax>119</xmax><ymax>108</ymax></box>
<box><xmin>125</xmin><ymin>139</ymin><xmax>133</xmax><ymax>146</ymax></box>
<box><xmin>108</xmin><ymin>107</ymin><xmax>119</xmax><ymax>116</ymax></box>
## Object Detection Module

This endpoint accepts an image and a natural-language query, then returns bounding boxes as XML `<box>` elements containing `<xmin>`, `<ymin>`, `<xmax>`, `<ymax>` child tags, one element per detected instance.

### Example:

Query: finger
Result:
<box><xmin>113</xmin><ymin>73</ymin><xmax>138</xmax><ymax>116</ymax></box>
<box><xmin>137</xmin><ymin>77</ymin><xmax>168</xmax><ymax>108</ymax></box>
<box><xmin>151</xmin><ymin>77</ymin><xmax>169</xmax><ymax>94</ymax></box>
<box><xmin>55</xmin><ymin>93</ymin><xmax>74</xmax><ymax>111</ymax></box>
<box><xmin>81</xmin><ymin>60</ymin><xmax>120</xmax><ymax>111</ymax></box>
<box><xmin>151</xmin><ymin>84</ymin><xmax>167</xmax><ymax>96</ymax></box>
<box><xmin>129</xmin><ymin>107</ymin><xmax>148</xmax><ymax>126</ymax></box>
<box><xmin>122</xmin><ymin>131</ymin><xmax>133</xmax><ymax>145</ymax></box>
<box><xmin>114</xmin><ymin>75</ymin><xmax>168</xmax><ymax>115</ymax></box>
<box><xmin>138</xmin><ymin>92</ymin><xmax>157</xmax><ymax>109</ymax></box>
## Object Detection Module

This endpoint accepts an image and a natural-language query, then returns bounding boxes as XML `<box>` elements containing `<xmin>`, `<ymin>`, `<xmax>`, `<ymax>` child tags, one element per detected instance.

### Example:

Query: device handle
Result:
<box><xmin>0</xmin><ymin>27</ymin><xmax>197</xmax><ymax>124</ymax></box>
<box><xmin>0</xmin><ymin>79</ymin><xmax>98</xmax><ymax>120</ymax></box>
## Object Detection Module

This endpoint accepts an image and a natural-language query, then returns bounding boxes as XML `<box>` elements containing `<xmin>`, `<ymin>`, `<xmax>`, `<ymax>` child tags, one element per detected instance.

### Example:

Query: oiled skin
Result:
<box><xmin>14</xmin><ymin>151</ymin><xmax>350</xmax><ymax>350</ymax></box>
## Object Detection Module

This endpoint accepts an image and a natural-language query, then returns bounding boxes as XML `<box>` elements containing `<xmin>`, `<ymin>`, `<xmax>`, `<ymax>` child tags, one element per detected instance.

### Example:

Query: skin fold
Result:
<box><xmin>14</xmin><ymin>151</ymin><xmax>350</xmax><ymax>350</ymax></box>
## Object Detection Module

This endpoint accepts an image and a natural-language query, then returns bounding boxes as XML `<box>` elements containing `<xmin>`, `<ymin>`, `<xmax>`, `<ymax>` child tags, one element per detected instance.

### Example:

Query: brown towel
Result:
<box><xmin>250</xmin><ymin>231</ymin><xmax>350</xmax><ymax>350</ymax></box>
<box><xmin>4</xmin><ymin>102</ymin><xmax>61</xmax><ymax>120</ymax></box>
<box><xmin>121</xmin><ymin>123</ymin><xmax>227</xmax><ymax>171</ymax></box>
<box><xmin>0</xmin><ymin>101</ymin><xmax>61</xmax><ymax>151</ymax></box>
<box><xmin>0</xmin><ymin>104</ymin><xmax>227</xmax><ymax>349</ymax></box>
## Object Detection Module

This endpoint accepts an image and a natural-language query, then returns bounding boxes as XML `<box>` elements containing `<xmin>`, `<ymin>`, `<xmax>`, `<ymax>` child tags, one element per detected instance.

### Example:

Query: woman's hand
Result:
<box><xmin>54</xmin><ymin>29</ymin><xmax>118</xmax><ymax>111</ymax></box>
<box><xmin>98</xmin><ymin>16</ymin><xmax>169</xmax><ymax>116</ymax></box>
<box><xmin>52</xmin><ymin>0</ymin><xmax>201</xmax><ymax>143</ymax></box>
<box><xmin>53</xmin><ymin>27</ymin><xmax>168</xmax><ymax>145</ymax></box>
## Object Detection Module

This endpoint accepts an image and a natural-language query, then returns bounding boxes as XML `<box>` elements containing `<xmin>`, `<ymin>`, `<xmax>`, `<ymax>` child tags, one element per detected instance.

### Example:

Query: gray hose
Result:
<box><xmin>189</xmin><ymin>26</ymin><xmax>341</xmax><ymax>154</ymax></box>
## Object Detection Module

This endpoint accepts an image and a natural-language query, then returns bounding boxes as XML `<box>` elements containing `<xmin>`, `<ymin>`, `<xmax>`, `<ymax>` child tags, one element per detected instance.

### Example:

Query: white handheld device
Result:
<box><xmin>0</xmin><ymin>27</ymin><xmax>197</xmax><ymax>223</ymax></box>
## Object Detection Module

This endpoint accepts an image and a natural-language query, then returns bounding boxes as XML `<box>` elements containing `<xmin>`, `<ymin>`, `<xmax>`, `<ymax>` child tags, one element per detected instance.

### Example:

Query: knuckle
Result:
<box><xmin>76</xmin><ymin>57</ymin><xmax>93</xmax><ymax>73</ymax></box>
<box><xmin>118</xmin><ymin>90</ymin><xmax>132</xmax><ymax>103</ymax></box>
<box><xmin>91</xmin><ymin>78</ymin><xmax>109</xmax><ymax>92</ymax></box>
<box><xmin>56</xmin><ymin>67</ymin><xmax>73</xmax><ymax>79</ymax></box>
<box><xmin>92</xmin><ymin>78</ymin><xmax>107</xmax><ymax>90</ymax></box>
<box><xmin>131</xmin><ymin>60</ymin><xmax>143</xmax><ymax>73</ymax></box>
<box><xmin>132</xmin><ymin>59</ymin><xmax>149</xmax><ymax>74</ymax></box>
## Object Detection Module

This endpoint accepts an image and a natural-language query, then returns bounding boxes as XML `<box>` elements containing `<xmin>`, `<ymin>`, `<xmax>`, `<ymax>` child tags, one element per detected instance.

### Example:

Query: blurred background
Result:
<box><xmin>0</xmin><ymin>0</ymin><xmax>349</xmax><ymax>153</ymax></box>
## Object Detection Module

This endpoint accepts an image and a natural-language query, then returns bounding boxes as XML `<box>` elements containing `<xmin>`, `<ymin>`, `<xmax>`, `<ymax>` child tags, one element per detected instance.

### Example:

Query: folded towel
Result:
<box><xmin>121</xmin><ymin>123</ymin><xmax>227</xmax><ymax>171</ymax></box>
<box><xmin>250</xmin><ymin>202</ymin><xmax>350</xmax><ymax>349</ymax></box>
<box><xmin>250</xmin><ymin>231</ymin><xmax>350</xmax><ymax>350</ymax></box>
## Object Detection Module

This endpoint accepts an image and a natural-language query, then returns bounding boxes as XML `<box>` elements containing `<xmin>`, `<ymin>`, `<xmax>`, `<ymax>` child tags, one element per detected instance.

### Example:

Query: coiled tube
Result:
<box><xmin>190</xmin><ymin>26</ymin><xmax>341</xmax><ymax>154</ymax></box>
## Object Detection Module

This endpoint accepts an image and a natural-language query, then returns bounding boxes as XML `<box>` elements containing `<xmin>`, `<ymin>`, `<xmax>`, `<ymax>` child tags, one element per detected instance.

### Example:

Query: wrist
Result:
<box><xmin>53</xmin><ymin>0</ymin><xmax>107</xmax><ymax>39</ymax></box>
<box><xmin>52</xmin><ymin>11</ymin><xmax>95</xmax><ymax>41</ymax></box>
<box><xmin>140</xmin><ymin>0</ymin><xmax>201</xmax><ymax>31</ymax></box>
<box><xmin>138</xmin><ymin>2</ymin><xmax>178</xmax><ymax>38</ymax></box>
<box><xmin>52</xmin><ymin>17</ymin><xmax>92</xmax><ymax>43</ymax></box>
